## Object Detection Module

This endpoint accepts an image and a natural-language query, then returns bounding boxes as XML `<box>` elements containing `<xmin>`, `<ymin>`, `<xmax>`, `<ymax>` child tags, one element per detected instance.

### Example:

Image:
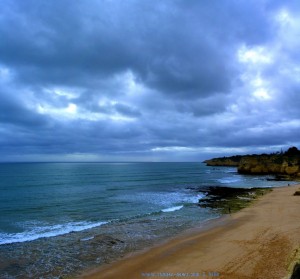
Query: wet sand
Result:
<box><xmin>80</xmin><ymin>184</ymin><xmax>300</xmax><ymax>279</ymax></box>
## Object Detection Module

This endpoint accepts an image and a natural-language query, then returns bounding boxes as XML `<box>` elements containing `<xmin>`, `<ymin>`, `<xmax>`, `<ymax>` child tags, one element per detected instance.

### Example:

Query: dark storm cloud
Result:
<box><xmin>0</xmin><ymin>87</ymin><xmax>47</xmax><ymax>127</ymax></box>
<box><xmin>1</xmin><ymin>0</ymin><xmax>300</xmax><ymax>161</ymax></box>
<box><xmin>0</xmin><ymin>0</ymin><xmax>272</xmax><ymax>95</ymax></box>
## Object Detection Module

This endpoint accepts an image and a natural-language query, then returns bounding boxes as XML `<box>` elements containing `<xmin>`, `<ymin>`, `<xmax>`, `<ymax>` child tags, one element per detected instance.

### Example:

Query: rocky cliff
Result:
<box><xmin>204</xmin><ymin>147</ymin><xmax>300</xmax><ymax>179</ymax></box>
<box><xmin>238</xmin><ymin>155</ymin><xmax>300</xmax><ymax>177</ymax></box>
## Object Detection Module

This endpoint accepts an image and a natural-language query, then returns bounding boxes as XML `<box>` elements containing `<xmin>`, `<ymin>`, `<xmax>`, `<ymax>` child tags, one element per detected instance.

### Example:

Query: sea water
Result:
<box><xmin>0</xmin><ymin>162</ymin><xmax>294</xmax><ymax>278</ymax></box>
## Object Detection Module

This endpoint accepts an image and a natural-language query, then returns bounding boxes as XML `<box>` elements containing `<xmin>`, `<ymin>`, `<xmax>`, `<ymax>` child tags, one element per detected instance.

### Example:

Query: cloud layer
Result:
<box><xmin>1</xmin><ymin>0</ymin><xmax>300</xmax><ymax>161</ymax></box>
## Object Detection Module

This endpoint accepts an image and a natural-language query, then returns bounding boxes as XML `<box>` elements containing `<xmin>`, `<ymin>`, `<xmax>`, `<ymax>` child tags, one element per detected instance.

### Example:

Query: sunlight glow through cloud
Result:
<box><xmin>237</xmin><ymin>45</ymin><xmax>273</xmax><ymax>64</ymax></box>
<box><xmin>253</xmin><ymin>88</ymin><xmax>271</xmax><ymax>100</ymax></box>
<box><xmin>66</xmin><ymin>103</ymin><xmax>77</xmax><ymax>114</ymax></box>
<box><xmin>0</xmin><ymin>66</ymin><xmax>12</xmax><ymax>81</ymax></box>
<box><xmin>276</xmin><ymin>9</ymin><xmax>292</xmax><ymax>25</ymax></box>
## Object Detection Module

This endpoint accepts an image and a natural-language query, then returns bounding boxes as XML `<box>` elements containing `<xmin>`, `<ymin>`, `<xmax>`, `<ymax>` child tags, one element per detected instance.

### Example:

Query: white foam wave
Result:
<box><xmin>224</xmin><ymin>168</ymin><xmax>237</xmax><ymax>173</ymax></box>
<box><xmin>80</xmin><ymin>236</ymin><xmax>95</xmax><ymax>241</ymax></box>
<box><xmin>118</xmin><ymin>190</ymin><xmax>206</xmax><ymax>207</ymax></box>
<box><xmin>161</xmin><ymin>205</ymin><xmax>183</xmax><ymax>212</ymax></box>
<box><xmin>183</xmin><ymin>193</ymin><xmax>206</xmax><ymax>204</ymax></box>
<box><xmin>218</xmin><ymin>177</ymin><xmax>241</xmax><ymax>184</ymax></box>
<box><xmin>0</xmin><ymin>221</ymin><xmax>108</xmax><ymax>245</ymax></box>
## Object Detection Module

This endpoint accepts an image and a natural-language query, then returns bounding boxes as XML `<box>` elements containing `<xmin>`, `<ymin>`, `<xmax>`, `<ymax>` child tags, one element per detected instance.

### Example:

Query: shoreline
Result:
<box><xmin>79</xmin><ymin>184</ymin><xmax>300</xmax><ymax>279</ymax></box>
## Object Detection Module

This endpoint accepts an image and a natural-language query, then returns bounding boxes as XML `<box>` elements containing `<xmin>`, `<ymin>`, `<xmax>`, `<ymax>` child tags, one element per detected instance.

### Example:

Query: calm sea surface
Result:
<box><xmin>0</xmin><ymin>162</ymin><xmax>293</xmax><ymax>278</ymax></box>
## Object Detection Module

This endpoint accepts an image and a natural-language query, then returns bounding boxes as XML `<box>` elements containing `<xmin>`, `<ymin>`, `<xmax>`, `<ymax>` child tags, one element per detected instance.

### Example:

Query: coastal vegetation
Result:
<box><xmin>204</xmin><ymin>147</ymin><xmax>300</xmax><ymax>180</ymax></box>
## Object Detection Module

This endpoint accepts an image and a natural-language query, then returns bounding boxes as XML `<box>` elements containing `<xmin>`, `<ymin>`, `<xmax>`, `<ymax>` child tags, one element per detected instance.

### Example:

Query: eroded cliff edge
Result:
<box><xmin>204</xmin><ymin>147</ymin><xmax>300</xmax><ymax>180</ymax></box>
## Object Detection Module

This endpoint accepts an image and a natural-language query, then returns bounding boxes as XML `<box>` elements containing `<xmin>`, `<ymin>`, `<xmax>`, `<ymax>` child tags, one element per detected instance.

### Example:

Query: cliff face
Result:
<box><xmin>237</xmin><ymin>155</ymin><xmax>300</xmax><ymax>177</ymax></box>
<box><xmin>204</xmin><ymin>147</ymin><xmax>300</xmax><ymax>179</ymax></box>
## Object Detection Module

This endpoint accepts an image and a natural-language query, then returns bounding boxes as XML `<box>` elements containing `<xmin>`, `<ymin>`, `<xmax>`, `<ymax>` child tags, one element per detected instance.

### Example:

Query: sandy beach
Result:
<box><xmin>80</xmin><ymin>184</ymin><xmax>300</xmax><ymax>279</ymax></box>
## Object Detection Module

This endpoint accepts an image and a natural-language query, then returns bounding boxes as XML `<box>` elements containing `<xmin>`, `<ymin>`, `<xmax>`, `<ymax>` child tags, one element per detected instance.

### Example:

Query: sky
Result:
<box><xmin>1</xmin><ymin>0</ymin><xmax>300</xmax><ymax>162</ymax></box>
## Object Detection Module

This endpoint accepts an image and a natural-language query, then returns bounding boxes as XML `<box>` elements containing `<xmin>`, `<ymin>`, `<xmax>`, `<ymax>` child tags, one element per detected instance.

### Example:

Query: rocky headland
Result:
<box><xmin>204</xmin><ymin>155</ymin><xmax>242</xmax><ymax>167</ymax></box>
<box><xmin>204</xmin><ymin>147</ymin><xmax>300</xmax><ymax>180</ymax></box>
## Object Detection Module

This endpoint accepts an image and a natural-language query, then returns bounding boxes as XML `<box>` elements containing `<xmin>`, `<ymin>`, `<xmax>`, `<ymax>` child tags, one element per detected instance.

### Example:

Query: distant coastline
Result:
<box><xmin>204</xmin><ymin>146</ymin><xmax>300</xmax><ymax>180</ymax></box>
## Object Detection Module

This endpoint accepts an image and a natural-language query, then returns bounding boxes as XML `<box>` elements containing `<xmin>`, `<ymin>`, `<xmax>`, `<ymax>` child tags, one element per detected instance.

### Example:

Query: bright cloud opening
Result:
<box><xmin>253</xmin><ymin>88</ymin><xmax>271</xmax><ymax>100</ymax></box>
<box><xmin>276</xmin><ymin>9</ymin><xmax>293</xmax><ymax>25</ymax></box>
<box><xmin>237</xmin><ymin>45</ymin><xmax>273</xmax><ymax>64</ymax></box>
<box><xmin>66</xmin><ymin>103</ymin><xmax>77</xmax><ymax>114</ymax></box>
<box><xmin>0</xmin><ymin>65</ymin><xmax>12</xmax><ymax>81</ymax></box>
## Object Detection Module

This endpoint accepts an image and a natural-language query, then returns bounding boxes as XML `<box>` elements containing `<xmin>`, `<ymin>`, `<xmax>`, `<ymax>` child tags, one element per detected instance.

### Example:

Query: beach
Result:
<box><xmin>81</xmin><ymin>184</ymin><xmax>300</xmax><ymax>279</ymax></box>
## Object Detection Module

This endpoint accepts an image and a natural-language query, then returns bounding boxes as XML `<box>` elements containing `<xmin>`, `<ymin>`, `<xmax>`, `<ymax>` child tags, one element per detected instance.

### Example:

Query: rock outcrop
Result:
<box><xmin>192</xmin><ymin>186</ymin><xmax>272</xmax><ymax>214</ymax></box>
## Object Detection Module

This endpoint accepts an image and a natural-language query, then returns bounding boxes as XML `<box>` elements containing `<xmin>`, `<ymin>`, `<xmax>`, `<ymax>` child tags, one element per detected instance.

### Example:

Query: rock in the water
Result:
<box><xmin>195</xmin><ymin>186</ymin><xmax>271</xmax><ymax>214</ymax></box>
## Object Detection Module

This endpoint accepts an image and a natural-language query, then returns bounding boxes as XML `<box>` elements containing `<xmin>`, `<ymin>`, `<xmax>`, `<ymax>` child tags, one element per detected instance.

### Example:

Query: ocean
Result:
<box><xmin>0</xmin><ymin>162</ymin><xmax>294</xmax><ymax>278</ymax></box>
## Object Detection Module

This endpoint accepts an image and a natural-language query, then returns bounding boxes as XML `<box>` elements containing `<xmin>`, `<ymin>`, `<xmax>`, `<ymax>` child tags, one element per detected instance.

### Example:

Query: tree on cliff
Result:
<box><xmin>285</xmin><ymin>147</ymin><xmax>300</xmax><ymax>157</ymax></box>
